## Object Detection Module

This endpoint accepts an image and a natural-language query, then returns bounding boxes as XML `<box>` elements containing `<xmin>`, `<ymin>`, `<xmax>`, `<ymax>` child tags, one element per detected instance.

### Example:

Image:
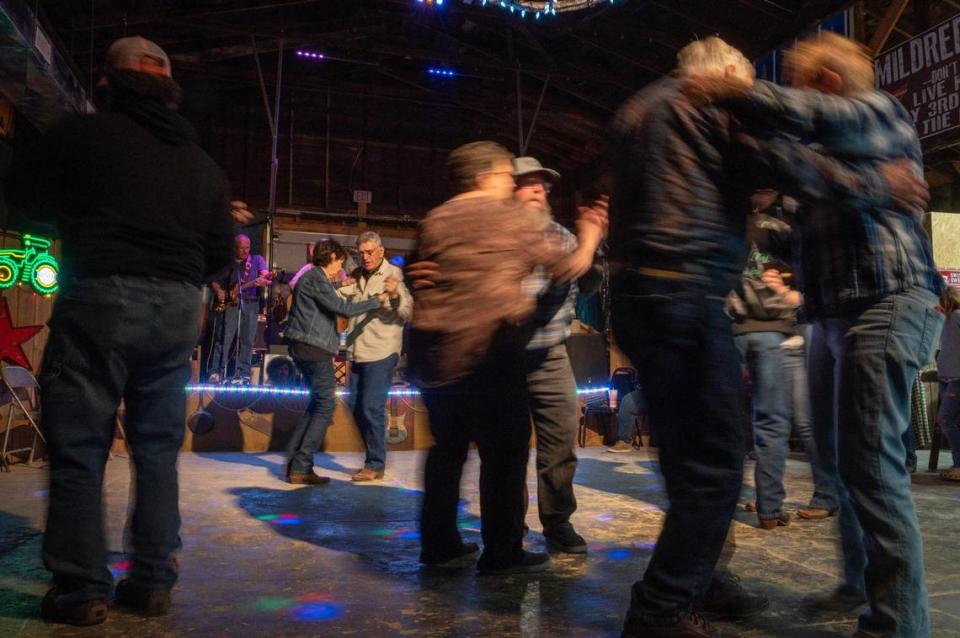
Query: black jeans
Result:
<box><xmin>524</xmin><ymin>344</ymin><xmax>579</xmax><ymax>532</ymax></box>
<box><xmin>41</xmin><ymin>276</ymin><xmax>201</xmax><ymax>603</ymax></box>
<box><xmin>419</xmin><ymin>350</ymin><xmax>531</xmax><ymax>569</ymax></box>
<box><xmin>612</xmin><ymin>276</ymin><xmax>746</xmax><ymax>624</ymax></box>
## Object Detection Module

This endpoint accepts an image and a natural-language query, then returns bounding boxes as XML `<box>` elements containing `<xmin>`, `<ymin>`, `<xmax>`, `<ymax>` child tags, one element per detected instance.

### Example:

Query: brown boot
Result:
<box><xmin>622</xmin><ymin>612</ymin><xmax>740</xmax><ymax>637</ymax></box>
<box><xmin>796</xmin><ymin>507</ymin><xmax>837</xmax><ymax>520</ymax></box>
<box><xmin>351</xmin><ymin>468</ymin><xmax>385</xmax><ymax>482</ymax></box>
<box><xmin>287</xmin><ymin>471</ymin><xmax>331</xmax><ymax>485</ymax></box>
<box><xmin>758</xmin><ymin>513</ymin><xmax>791</xmax><ymax>530</ymax></box>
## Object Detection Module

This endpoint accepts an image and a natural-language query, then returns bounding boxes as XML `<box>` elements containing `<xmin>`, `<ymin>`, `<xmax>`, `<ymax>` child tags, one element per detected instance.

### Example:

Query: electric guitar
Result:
<box><xmin>211</xmin><ymin>269</ymin><xmax>279</xmax><ymax>313</ymax></box>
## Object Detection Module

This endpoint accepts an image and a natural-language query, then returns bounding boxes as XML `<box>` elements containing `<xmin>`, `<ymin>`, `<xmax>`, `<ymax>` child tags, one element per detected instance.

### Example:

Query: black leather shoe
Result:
<box><xmin>477</xmin><ymin>550</ymin><xmax>550</xmax><ymax>575</ymax></box>
<box><xmin>544</xmin><ymin>525</ymin><xmax>588</xmax><ymax>554</ymax></box>
<box><xmin>115</xmin><ymin>579</ymin><xmax>172</xmax><ymax>616</ymax></box>
<box><xmin>695</xmin><ymin>570</ymin><xmax>769</xmax><ymax>620</ymax></box>
<box><xmin>40</xmin><ymin>588</ymin><xmax>108</xmax><ymax>626</ymax></box>
<box><xmin>420</xmin><ymin>542</ymin><xmax>481</xmax><ymax>569</ymax></box>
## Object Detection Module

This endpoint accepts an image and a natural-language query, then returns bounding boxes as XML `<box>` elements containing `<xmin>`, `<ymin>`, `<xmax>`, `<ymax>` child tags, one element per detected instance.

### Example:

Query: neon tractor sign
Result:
<box><xmin>0</xmin><ymin>234</ymin><xmax>59</xmax><ymax>295</ymax></box>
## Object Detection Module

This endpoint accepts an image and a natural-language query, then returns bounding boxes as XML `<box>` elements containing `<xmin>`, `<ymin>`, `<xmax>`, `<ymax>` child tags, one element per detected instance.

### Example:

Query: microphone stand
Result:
<box><xmin>231</xmin><ymin>266</ymin><xmax>245</xmax><ymax>383</ymax></box>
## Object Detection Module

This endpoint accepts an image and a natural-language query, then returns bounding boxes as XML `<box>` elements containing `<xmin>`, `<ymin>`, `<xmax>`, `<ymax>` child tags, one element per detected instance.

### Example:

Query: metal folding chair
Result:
<box><xmin>0</xmin><ymin>365</ymin><xmax>45</xmax><ymax>471</ymax></box>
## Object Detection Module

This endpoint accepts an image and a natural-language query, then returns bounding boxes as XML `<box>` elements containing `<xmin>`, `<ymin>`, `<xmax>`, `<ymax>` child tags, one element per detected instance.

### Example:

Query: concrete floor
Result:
<box><xmin>0</xmin><ymin>448</ymin><xmax>958</xmax><ymax>638</ymax></box>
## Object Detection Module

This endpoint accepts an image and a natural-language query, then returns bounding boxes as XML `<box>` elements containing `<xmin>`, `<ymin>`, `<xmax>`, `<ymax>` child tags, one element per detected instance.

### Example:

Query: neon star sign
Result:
<box><xmin>0</xmin><ymin>234</ymin><xmax>60</xmax><ymax>295</ymax></box>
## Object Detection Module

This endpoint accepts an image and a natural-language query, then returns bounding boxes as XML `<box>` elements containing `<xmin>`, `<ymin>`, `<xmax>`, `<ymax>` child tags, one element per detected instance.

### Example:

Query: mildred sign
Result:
<box><xmin>876</xmin><ymin>12</ymin><xmax>960</xmax><ymax>147</ymax></box>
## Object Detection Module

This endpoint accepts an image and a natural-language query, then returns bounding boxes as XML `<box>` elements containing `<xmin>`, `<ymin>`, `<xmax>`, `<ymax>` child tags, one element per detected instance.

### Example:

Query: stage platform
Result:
<box><xmin>1</xmin><ymin>449</ymin><xmax>958</xmax><ymax>637</ymax></box>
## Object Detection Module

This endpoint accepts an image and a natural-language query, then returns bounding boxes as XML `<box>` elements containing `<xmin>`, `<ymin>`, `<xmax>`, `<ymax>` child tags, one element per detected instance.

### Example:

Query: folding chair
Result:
<box><xmin>0</xmin><ymin>365</ymin><xmax>45</xmax><ymax>471</ymax></box>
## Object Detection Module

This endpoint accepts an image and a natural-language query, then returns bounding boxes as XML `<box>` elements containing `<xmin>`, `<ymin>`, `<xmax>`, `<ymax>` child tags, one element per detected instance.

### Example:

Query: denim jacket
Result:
<box><xmin>285</xmin><ymin>267</ymin><xmax>381</xmax><ymax>354</ymax></box>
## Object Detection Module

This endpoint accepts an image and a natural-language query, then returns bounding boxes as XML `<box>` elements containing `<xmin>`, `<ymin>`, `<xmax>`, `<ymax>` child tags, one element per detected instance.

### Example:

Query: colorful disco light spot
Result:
<box><xmin>298</xmin><ymin>593</ymin><xmax>334</xmax><ymax>603</ymax></box>
<box><xmin>371</xmin><ymin>529</ymin><xmax>393</xmax><ymax>536</ymax></box>
<box><xmin>253</xmin><ymin>596</ymin><xmax>296</xmax><ymax>612</ymax></box>
<box><xmin>596</xmin><ymin>513</ymin><xmax>615</xmax><ymax>521</ymax></box>
<box><xmin>33</xmin><ymin>489</ymin><xmax>48</xmax><ymax>498</ymax></box>
<box><xmin>257</xmin><ymin>514</ymin><xmax>279</xmax><ymax>521</ymax></box>
<box><xmin>110</xmin><ymin>559</ymin><xmax>132</xmax><ymax>578</ymax></box>
<box><xmin>399</xmin><ymin>530</ymin><xmax>420</xmax><ymax>540</ymax></box>
<box><xmin>605</xmin><ymin>548</ymin><xmax>632</xmax><ymax>561</ymax></box>
<box><xmin>293</xmin><ymin>601</ymin><xmax>345</xmax><ymax>621</ymax></box>
<box><xmin>273</xmin><ymin>513</ymin><xmax>301</xmax><ymax>525</ymax></box>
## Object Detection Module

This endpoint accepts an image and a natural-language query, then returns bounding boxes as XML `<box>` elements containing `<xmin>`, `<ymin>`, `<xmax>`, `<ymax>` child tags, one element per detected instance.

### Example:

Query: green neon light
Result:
<box><xmin>0</xmin><ymin>234</ymin><xmax>60</xmax><ymax>295</ymax></box>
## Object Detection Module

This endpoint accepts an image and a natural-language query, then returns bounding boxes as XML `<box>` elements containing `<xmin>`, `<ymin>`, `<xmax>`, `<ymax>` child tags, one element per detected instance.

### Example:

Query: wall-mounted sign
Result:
<box><xmin>0</xmin><ymin>234</ymin><xmax>59</xmax><ymax>295</ymax></box>
<box><xmin>941</xmin><ymin>269</ymin><xmax>960</xmax><ymax>287</ymax></box>
<box><xmin>876</xmin><ymin>12</ymin><xmax>960</xmax><ymax>147</ymax></box>
<box><xmin>353</xmin><ymin>190</ymin><xmax>372</xmax><ymax>204</ymax></box>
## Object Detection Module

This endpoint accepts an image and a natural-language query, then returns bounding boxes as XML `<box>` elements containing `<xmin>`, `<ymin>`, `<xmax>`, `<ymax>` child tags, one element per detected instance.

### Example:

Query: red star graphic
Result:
<box><xmin>0</xmin><ymin>297</ymin><xmax>43</xmax><ymax>371</ymax></box>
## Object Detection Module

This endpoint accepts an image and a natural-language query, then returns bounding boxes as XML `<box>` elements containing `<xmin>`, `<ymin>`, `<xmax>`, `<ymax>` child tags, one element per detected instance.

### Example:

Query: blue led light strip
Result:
<box><xmin>185</xmin><ymin>384</ymin><xmax>610</xmax><ymax>397</ymax></box>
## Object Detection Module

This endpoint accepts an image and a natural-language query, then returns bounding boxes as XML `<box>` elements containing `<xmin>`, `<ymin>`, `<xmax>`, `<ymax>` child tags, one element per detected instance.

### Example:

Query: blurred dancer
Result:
<box><xmin>609</xmin><ymin>36</ymin><xmax>929</xmax><ymax>637</ymax></box>
<box><xmin>409</xmin><ymin>141</ymin><xmax>604</xmax><ymax>575</ymax></box>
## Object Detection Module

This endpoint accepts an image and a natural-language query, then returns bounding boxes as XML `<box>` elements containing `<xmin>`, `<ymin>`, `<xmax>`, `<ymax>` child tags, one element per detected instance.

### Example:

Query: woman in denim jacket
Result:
<box><xmin>284</xmin><ymin>239</ymin><xmax>398</xmax><ymax>483</ymax></box>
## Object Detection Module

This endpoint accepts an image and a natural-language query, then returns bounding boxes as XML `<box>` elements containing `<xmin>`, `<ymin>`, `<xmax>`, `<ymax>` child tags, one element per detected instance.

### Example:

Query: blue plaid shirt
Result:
<box><xmin>525</xmin><ymin>221</ymin><xmax>579</xmax><ymax>351</ymax></box>
<box><xmin>742</xmin><ymin>81</ymin><xmax>944</xmax><ymax>317</ymax></box>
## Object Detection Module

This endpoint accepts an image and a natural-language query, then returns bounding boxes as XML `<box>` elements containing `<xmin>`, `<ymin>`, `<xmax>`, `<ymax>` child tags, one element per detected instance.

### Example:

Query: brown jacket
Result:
<box><xmin>408</xmin><ymin>194</ymin><xmax>565</xmax><ymax>387</ymax></box>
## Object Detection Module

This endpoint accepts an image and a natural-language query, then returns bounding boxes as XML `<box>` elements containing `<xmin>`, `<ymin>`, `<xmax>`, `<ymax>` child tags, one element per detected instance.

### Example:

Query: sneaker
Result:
<box><xmin>287</xmin><ymin>471</ymin><xmax>331</xmax><ymax>485</ymax></box>
<box><xmin>477</xmin><ymin>550</ymin><xmax>551</xmax><ymax>575</ymax></box>
<box><xmin>40</xmin><ymin>588</ymin><xmax>108</xmax><ymax>626</ymax></box>
<box><xmin>206</xmin><ymin>373</ymin><xmax>221</xmax><ymax>384</ymax></box>
<box><xmin>804</xmin><ymin>585</ymin><xmax>867</xmax><ymax>613</ymax></box>
<box><xmin>420</xmin><ymin>542</ymin><xmax>481</xmax><ymax>569</ymax></box>
<box><xmin>241</xmin><ymin>376</ymin><xmax>252</xmax><ymax>385</ymax></box>
<box><xmin>759</xmin><ymin>512</ymin><xmax>791</xmax><ymax>530</ymax></box>
<box><xmin>695</xmin><ymin>570</ymin><xmax>769</xmax><ymax>620</ymax></box>
<box><xmin>622</xmin><ymin>611</ymin><xmax>740</xmax><ymax>637</ymax></box>
<box><xmin>607</xmin><ymin>440</ymin><xmax>634</xmax><ymax>453</ymax></box>
<box><xmin>796</xmin><ymin>507</ymin><xmax>838</xmax><ymax>520</ymax></box>
<box><xmin>114</xmin><ymin>579</ymin><xmax>171</xmax><ymax>616</ymax></box>
<box><xmin>544</xmin><ymin>525</ymin><xmax>588</xmax><ymax>554</ymax></box>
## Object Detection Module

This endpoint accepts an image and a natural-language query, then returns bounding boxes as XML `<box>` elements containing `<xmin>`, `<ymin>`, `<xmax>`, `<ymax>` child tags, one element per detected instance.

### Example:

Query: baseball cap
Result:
<box><xmin>105</xmin><ymin>36</ymin><xmax>172</xmax><ymax>78</ymax></box>
<box><xmin>512</xmin><ymin>156</ymin><xmax>561</xmax><ymax>183</ymax></box>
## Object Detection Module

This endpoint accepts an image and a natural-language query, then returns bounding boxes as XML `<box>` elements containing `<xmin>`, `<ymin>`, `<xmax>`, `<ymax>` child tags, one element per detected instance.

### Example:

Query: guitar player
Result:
<box><xmin>208</xmin><ymin>233</ymin><xmax>271</xmax><ymax>384</ymax></box>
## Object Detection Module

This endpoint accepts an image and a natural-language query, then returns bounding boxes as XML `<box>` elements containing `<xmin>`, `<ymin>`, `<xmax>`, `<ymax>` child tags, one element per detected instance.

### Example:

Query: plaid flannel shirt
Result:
<box><xmin>740</xmin><ymin>82</ymin><xmax>944</xmax><ymax>317</ymax></box>
<box><xmin>524</xmin><ymin>221</ymin><xmax>579</xmax><ymax>351</ymax></box>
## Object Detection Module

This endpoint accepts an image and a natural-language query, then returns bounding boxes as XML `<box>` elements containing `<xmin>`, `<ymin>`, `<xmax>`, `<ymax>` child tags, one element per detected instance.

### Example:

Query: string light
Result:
<box><xmin>185</xmin><ymin>384</ymin><xmax>611</xmax><ymax>397</ymax></box>
<box><xmin>449</xmin><ymin>0</ymin><xmax>618</xmax><ymax>18</ymax></box>
<box><xmin>295</xmin><ymin>50</ymin><xmax>325</xmax><ymax>60</ymax></box>
<box><xmin>427</xmin><ymin>67</ymin><xmax>457</xmax><ymax>76</ymax></box>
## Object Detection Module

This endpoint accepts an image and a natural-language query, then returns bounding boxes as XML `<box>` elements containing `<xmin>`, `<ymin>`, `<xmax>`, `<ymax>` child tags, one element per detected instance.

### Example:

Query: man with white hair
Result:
<box><xmin>338</xmin><ymin>231</ymin><xmax>412</xmax><ymax>481</ymax></box>
<box><xmin>609</xmin><ymin>36</ymin><xmax>928</xmax><ymax>637</ymax></box>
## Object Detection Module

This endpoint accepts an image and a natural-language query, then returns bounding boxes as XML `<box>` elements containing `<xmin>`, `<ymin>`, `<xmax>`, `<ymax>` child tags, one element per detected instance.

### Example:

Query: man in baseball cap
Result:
<box><xmin>6</xmin><ymin>36</ymin><xmax>235</xmax><ymax>625</ymax></box>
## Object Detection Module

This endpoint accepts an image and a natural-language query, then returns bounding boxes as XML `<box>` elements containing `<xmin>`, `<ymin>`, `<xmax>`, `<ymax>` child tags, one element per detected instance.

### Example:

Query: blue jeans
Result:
<box><xmin>210</xmin><ymin>299</ymin><xmax>258</xmax><ymax>378</ymax></box>
<box><xmin>41</xmin><ymin>276</ymin><xmax>201</xmax><ymax>602</ymax></box>
<box><xmin>937</xmin><ymin>380</ymin><xmax>960</xmax><ymax>467</ymax></box>
<box><xmin>808</xmin><ymin>287</ymin><xmax>942</xmax><ymax>638</ymax></box>
<box><xmin>346</xmin><ymin>353</ymin><xmax>398</xmax><ymax>472</ymax></box>
<box><xmin>617</xmin><ymin>388</ymin><xmax>647</xmax><ymax>443</ymax></box>
<box><xmin>286</xmin><ymin>356</ymin><xmax>337</xmax><ymax>474</ymax></box>
<box><xmin>735</xmin><ymin>331</ymin><xmax>791</xmax><ymax>519</ymax></box>
<box><xmin>783</xmin><ymin>332</ymin><xmax>838</xmax><ymax>511</ymax></box>
<box><xmin>612</xmin><ymin>276</ymin><xmax>745</xmax><ymax>625</ymax></box>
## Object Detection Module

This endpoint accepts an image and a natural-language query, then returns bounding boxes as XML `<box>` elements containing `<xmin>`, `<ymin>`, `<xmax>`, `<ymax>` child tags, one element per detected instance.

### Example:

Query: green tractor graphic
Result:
<box><xmin>0</xmin><ymin>234</ymin><xmax>59</xmax><ymax>295</ymax></box>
